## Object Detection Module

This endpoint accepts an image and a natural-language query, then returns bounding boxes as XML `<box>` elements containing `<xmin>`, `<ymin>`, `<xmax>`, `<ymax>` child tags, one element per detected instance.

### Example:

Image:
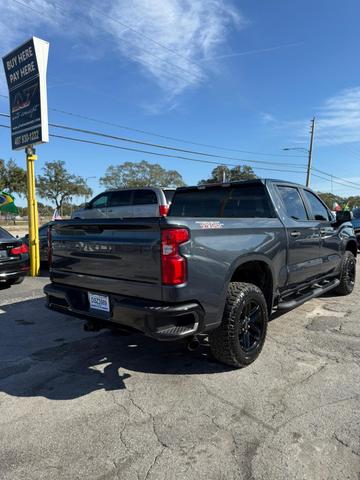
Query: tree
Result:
<box><xmin>346</xmin><ymin>196</ymin><xmax>360</xmax><ymax>209</ymax></box>
<box><xmin>99</xmin><ymin>161</ymin><xmax>185</xmax><ymax>189</ymax></box>
<box><xmin>317</xmin><ymin>192</ymin><xmax>345</xmax><ymax>210</ymax></box>
<box><xmin>37</xmin><ymin>161</ymin><xmax>92</xmax><ymax>212</ymax></box>
<box><xmin>198</xmin><ymin>165</ymin><xmax>257</xmax><ymax>184</ymax></box>
<box><xmin>0</xmin><ymin>159</ymin><xmax>27</xmax><ymax>196</ymax></box>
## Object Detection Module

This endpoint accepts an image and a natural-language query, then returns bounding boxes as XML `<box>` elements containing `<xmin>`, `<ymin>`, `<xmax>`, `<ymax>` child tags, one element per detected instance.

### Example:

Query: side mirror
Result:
<box><xmin>336</xmin><ymin>210</ymin><xmax>352</xmax><ymax>224</ymax></box>
<box><xmin>84</xmin><ymin>202</ymin><xmax>91</xmax><ymax>209</ymax></box>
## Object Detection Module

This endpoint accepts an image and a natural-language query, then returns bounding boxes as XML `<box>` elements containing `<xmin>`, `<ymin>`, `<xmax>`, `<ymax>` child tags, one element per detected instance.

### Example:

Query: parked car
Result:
<box><xmin>71</xmin><ymin>187</ymin><xmax>176</xmax><ymax>219</ymax></box>
<box><xmin>45</xmin><ymin>179</ymin><xmax>357</xmax><ymax>368</ymax></box>
<box><xmin>0</xmin><ymin>226</ymin><xmax>29</xmax><ymax>288</ymax></box>
<box><xmin>351</xmin><ymin>207</ymin><xmax>360</xmax><ymax>248</ymax></box>
<box><xmin>22</xmin><ymin>221</ymin><xmax>54</xmax><ymax>263</ymax></box>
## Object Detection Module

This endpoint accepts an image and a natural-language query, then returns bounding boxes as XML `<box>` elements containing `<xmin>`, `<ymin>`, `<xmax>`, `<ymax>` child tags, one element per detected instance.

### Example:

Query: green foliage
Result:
<box><xmin>0</xmin><ymin>158</ymin><xmax>27</xmax><ymax>196</ymax></box>
<box><xmin>99</xmin><ymin>161</ymin><xmax>185</xmax><ymax>189</ymax></box>
<box><xmin>317</xmin><ymin>192</ymin><xmax>345</xmax><ymax>209</ymax></box>
<box><xmin>198</xmin><ymin>165</ymin><xmax>257</xmax><ymax>184</ymax></box>
<box><xmin>37</xmin><ymin>160</ymin><xmax>92</xmax><ymax>209</ymax></box>
<box><xmin>346</xmin><ymin>196</ymin><xmax>360</xmax><ymax>209</ymax></box>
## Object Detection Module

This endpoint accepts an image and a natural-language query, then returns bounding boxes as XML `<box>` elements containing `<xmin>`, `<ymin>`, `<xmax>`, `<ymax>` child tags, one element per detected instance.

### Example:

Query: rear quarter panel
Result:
<box><xmin>165</xmin><ymin>217</ymin><xmax>286</xmax><ymax>329</ymax></box>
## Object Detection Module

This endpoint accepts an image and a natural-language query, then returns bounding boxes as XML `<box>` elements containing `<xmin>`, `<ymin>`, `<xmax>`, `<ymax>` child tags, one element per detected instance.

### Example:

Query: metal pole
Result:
<box><xmin>306</xmin><ymin>117</ymin><xmax>315</xmax><ymax>187</ymax></box>
<box><xmin>26</xmin><ymin>146</ymin><xmax>40</xmax><ymax>276</ymax></box>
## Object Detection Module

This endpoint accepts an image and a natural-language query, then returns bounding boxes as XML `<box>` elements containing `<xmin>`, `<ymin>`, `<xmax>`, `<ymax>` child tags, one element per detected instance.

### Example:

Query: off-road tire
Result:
<box><xmin>209</xmin><ymin>282</ymin><xmax>268</xmax><ymax>368</ymax></box>
<box><xmin>335</xmin><ymin>251</ymin><xmax>356</xmax><ymax>295</ymax></box>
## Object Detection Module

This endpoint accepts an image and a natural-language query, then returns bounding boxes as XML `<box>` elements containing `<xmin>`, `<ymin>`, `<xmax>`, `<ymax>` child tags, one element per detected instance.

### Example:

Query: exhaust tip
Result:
<box><xmin>84</xmin><ymin>321</ymin><xmax>99</xmax><ymax>332</ymax></box>
<box><xmin>186</xmin><ymin>336</ymin><xmax>200</xmax><ymax>352</ymax></box>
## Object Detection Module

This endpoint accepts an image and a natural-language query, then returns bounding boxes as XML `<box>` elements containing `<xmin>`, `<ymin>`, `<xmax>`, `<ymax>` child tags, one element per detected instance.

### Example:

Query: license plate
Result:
<box><xmin>0</xmin><ymin>250</ymin><xmax>7</xmax><ymax>258</ymax></box>
<box><xmin>88</xmin><ymin>292</ymin><xmax>110</xmax><ymax>312</ymax></box>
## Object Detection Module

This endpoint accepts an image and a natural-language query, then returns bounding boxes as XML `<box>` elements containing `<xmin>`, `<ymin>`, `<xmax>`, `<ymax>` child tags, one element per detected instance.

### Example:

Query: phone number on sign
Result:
<box><xmin>14</xmin><ymin>130</ymin><xmax>40</xmax><ymax>146</ymax></box>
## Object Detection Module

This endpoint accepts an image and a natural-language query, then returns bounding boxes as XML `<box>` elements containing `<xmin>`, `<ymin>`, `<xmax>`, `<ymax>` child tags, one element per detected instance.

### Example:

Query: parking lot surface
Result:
<box><xmin>0</xmin><ymin>272</ymin><xmax>359</xmax><ymax>480</ymax></box>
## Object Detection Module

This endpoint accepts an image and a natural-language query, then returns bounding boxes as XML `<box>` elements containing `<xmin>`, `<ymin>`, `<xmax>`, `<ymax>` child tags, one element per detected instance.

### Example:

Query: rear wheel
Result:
<box><xmin>209</xmin><ymin>282</ymin><xmax>268</xmax><ymax>368</ymax></box>
<box><xmin>335</xmin><ymin>251</ymin><xmax>356</xmax><ymax>295</ymax></box>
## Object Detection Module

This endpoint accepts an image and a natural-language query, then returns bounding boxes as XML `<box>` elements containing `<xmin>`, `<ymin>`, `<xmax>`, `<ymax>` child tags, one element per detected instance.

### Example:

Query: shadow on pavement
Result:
<box><xmin>0</xmin><ymin>297</ymin><xmax>231</xmax><ymax>401</ymax></box>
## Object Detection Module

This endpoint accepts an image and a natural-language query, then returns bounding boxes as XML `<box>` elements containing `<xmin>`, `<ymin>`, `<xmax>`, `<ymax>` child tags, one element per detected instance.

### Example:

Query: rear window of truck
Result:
<box><xmin>169</xmin><ymin>184</ymin><xmax>275</xmax><ymax>218</ymax></box>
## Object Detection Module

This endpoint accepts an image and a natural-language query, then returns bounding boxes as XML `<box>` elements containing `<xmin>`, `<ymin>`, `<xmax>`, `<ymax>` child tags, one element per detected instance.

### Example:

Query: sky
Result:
<box><xmin>1</xmin><ymin>0</ymin><xmax>360</xmax><ymax>206</ymax></box>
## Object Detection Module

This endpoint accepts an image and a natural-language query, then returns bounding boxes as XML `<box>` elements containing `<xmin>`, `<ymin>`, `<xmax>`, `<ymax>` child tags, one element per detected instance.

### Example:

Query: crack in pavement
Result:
<box><xmin>333</xmin><ymin>433</ymin><xmax>360</xmax><ymax>458</ymax></box>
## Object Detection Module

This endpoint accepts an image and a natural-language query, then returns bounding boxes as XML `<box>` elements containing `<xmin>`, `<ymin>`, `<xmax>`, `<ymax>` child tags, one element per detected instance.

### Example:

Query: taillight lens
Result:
<box><xmin>161</xmin><ymin>228</ymin><xmax>189</xmax><ymax>285</ymax></box>
<box><xmin>159</xmin><ymin>204</ymin><xmax>169</xmax><ymax>216</ymax></box>
<box><xmin>10</xmin><ymin>243</ymin><xmax>29</xmax><ymax>255</ymax></box>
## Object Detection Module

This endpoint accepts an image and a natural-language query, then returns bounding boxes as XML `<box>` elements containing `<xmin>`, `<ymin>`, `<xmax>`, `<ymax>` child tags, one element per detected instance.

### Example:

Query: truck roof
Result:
<box><xmin>176</xmin><ymin>178</ymin><xmax>304</xmax><ymax>191</ymax></box>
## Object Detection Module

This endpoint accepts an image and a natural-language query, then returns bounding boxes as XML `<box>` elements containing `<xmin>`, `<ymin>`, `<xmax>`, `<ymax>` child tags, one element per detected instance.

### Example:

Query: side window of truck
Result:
<box><xmin>133</xmin><ymin>190</ymin><xmax>157</xmax><ymax>205</ymax></box>
<box><xmin>303</xmin><ymin>190</ymin><xmax>330</xmax><ymax>221</ymax></box>
<box><xmin>222</xmin><ymin>185</ymin><xmax>275</xmax><ymax>218</ymax></box>
<box><xmin>109</xmin><ymin>190</ymin><xmax>132</xmax><ymax>207</ymax></box>
<box><xmin>91</xmin><ymin>193</ymin><xmax>109</xmax><ymax>209</ymax></box>
<box><xmin>277</xmin><ymin>186</ymin><xmax>308</xmax><ymax>221</ymax></box>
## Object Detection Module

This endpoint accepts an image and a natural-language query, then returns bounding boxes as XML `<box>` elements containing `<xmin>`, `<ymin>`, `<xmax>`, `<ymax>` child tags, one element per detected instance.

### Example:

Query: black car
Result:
<box><xmin>22</xmin><ymin>221</ymin><xmax>54</xmax><ymax>263</ymax></box>
<box><xmin>0</xmin><ymin>226</ymin><xmax>29</xmax><ymax>288</ymax></box>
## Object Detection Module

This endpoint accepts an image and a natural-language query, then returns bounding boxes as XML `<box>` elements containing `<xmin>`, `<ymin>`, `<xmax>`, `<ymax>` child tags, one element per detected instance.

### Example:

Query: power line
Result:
<box><xmin>49</xmin><ymin>108</ymin><xmax>307</xmax><ymax>158</ymax></box>
<box><xmin>0</xmin><ymin>100</ymin><xmax>307</xmax><ymax>159</ymax></box>
<box><xmin>311</xmin><ymin>173</ymin><xmax>360</xmax><ymax>192</ymax></box>
<box><xmin>4</xmin><ymin>121</ymin><xmax>360</xmax><ymax>189</ymax></box>
<box><xmin>1</xmin><ymin>110</ymin><xmax>360</xmax><ymax>190</ymax></box>
<box><xmin>0</xmin><ymin>123</ymin><xmax>307</xmax><ymax>176</ymax></box>
<box><xmin>312</xmin><ymin>167</ymin><xmax>360</xmax><ymax>189</ymax></box>
<box><xmin>12</xmin><ymin>0</ymin><xmax>63</xmax><ymax>25</ymax></box>
<box><xmin>0</xmin><ymin>112</ymin><xmax>307</xmax><ymax>168</ymax></box>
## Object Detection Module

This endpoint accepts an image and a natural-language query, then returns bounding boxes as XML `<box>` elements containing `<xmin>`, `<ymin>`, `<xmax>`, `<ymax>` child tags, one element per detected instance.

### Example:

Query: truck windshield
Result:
<box><xmin>169</xmin><ymin>183</ymin><xmax>275</xmax><ymax>218</ymax></box>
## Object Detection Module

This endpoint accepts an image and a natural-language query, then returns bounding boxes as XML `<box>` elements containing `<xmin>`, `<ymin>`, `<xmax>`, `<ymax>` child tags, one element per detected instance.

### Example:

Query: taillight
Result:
<box><xmin>161</xmin><ymin>228</ymin><xmax>189</xmax><ymax>285</ymax></box>
<box><xmin>10</xmin><ymin>243</ymin><xmax>29</xmax><ymax>255</ymax></box>
<box><xmin>47</xmin><ymin>227</ymin><xmax>52</xmax><ymax>265</ymax></box>
<box><xmin>159</xmin><ymin>204</ymin><xmax>169</xmax><ymax>216</ymax></box>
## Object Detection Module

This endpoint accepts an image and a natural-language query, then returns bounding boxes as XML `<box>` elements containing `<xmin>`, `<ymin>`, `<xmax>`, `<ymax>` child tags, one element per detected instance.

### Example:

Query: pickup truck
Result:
<box><xmin>44</xmin><ymin>179</ymin><xmax>357</xmax><ymax>368</ymax></box>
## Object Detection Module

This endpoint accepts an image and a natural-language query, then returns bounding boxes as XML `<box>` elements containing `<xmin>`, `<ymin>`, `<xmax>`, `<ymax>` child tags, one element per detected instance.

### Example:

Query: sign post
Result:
<box><xmin>2</xmin><ymin>37</ymin><xmax>49</xmax><ymax>276</ymax></box>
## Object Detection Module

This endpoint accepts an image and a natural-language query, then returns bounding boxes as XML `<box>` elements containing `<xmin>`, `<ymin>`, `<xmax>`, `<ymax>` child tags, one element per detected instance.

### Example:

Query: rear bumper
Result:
<box><xmin>44</xmin><ymin>283</ymin><xmax>204</xmax><ymax>341</ymax></box>
<box><xmin>0</xmin><ymin>263</ymin><xmax>29</xmax><ymax>282</ymax></box>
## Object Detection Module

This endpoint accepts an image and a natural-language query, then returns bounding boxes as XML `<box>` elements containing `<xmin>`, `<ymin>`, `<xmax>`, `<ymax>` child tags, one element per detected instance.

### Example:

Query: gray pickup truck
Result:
<box><xmin>44</xmin><ymin>179</ymin><xmax>357</xmax><ymax>367</ymax></box>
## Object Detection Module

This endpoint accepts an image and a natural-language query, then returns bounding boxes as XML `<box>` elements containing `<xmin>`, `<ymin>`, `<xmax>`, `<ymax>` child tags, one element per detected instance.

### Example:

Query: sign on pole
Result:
<box><xmin>2</xmin><ymin>37</ymin><xmax>49</xmax><ymax>150</ymax></box>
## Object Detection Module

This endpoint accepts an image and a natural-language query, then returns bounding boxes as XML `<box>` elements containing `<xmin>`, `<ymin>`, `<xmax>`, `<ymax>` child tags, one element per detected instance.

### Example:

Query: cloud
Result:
<box><xmin>260</xmin><ymin>112</ymin><xmax>276</xmax><ymax>124</ymax></box>
<box><xmin>261</xmin><ymin>87</ymin><xmax>360</xmax><ymax>148</ymax></box>
<box><xmin>0</xmin><ymin>0</ymin><xmax>64</xmax><ymax>52</ymax></box>
<box><xmin>89</xmin><ymin>0</ymin><xmax>244</xmax><ymax>97</ymax></box>
<box><xmin>0</xmin><ymin>0</ymin><xmax>243</xmax><ymax>107</ymax></box>
<box><xmin>316</xmin><ymin>87</ymin><xmax>360</xmax><ymax>145</ymax></box>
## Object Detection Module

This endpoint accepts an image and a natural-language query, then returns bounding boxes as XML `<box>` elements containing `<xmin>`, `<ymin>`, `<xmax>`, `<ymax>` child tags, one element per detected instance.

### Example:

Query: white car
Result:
<box><xmin>72</xmin><ymin>187</ymin><xmax>175</xmax><ymax>219</ymax></box>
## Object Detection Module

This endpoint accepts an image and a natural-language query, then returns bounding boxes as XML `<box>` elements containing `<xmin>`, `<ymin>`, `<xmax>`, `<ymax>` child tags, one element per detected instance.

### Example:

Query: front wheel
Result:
<box><xmin>209</xmin><ymin>282</ymin><xmax>268</xmax><ymax>368</ymax></box>
<box><xmin>335</xmin><ymin>251</ymin><xmax>356</xmax><ymax>295</ymax></box>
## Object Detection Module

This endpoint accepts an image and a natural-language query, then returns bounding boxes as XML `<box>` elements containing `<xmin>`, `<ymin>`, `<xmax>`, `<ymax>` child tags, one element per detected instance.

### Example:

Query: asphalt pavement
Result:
<box><xmin>0</xmin><ymin>271</ymin><xmax>359</xmax><ymax>479</ymax></box>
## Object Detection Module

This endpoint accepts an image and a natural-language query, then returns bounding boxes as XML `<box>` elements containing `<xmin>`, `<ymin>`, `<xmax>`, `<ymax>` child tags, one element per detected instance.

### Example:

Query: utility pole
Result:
<box><xmin>306</xmin><ymin>117</ymin><xmax>315</xmax><ymax>187</ymax></box>
<box><xmin>26</xmin><ymin>145</ymin><xmax>40</xmax><ymax>276</ymax></box>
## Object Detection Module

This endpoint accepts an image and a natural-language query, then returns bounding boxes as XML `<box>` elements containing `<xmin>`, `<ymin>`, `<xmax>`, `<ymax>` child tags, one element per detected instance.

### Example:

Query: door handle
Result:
<box><xmin>108</xmin><ymin>209</ymin><xmax>113</xmax><ymax>212</ymax></box>
<box><xmin>290</xmin><ymin>231</ymin><xmax>301</xmax><ymax>238</ymax></box>
<box><xmin>320</xmin><ymin>229</ymin><xmax>328</xmax><ymax>235</ymax></box>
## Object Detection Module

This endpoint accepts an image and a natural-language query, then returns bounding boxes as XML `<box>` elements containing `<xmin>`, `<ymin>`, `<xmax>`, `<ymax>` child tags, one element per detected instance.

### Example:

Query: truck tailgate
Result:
<box><xmin>50</xmin><ymin>219</ymin><xmax>162</xmax><ymax>300</ymax></box>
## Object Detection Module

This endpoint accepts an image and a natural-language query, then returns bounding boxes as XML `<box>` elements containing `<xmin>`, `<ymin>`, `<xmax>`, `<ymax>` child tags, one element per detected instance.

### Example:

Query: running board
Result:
<box><xmin>277</xmin><ymin>278</ymin><xmax>340</xmax><ymax>311</ymax></box>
